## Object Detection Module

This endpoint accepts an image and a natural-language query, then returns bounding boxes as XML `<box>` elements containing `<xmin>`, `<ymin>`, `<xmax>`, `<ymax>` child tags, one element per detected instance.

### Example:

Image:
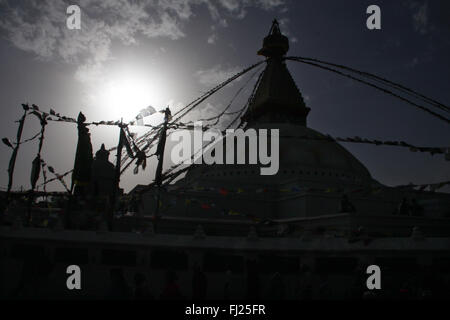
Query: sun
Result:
<box><xmin>97</xmin><ymin>69</ymin><xmax>169</xmax><ymax>123</ymax></box>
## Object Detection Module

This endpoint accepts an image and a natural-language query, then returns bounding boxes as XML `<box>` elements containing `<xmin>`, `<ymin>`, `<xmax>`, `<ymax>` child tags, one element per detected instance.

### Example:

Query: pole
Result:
<box><xmin>154</xmin><ymin>107</ymin><xmax>171</xmax><ymax>219</ymax></box>
<box><xmin>109</xmin><ymin>119</ymin><xmax>124</xmax><ymax>230</ymax></box>
<box><xmin>27</xmin><ymin>112</ymin><xmax>48</xmax><ymax>226</ymax></box>
<box><xmin>7</xmin><ymin>108</ymin><xmax>27</xmax><ymax>199</ymax></box>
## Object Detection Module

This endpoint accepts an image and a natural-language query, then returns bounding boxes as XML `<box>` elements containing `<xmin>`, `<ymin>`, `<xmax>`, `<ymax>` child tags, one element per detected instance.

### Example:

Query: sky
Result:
<box><xmin>0</xmin><ymin>0</ymin><xmax>449</xmax><ymax>193</ymax></box>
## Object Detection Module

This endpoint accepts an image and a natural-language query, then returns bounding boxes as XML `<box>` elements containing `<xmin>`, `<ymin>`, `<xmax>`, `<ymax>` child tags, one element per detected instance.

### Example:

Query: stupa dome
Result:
<box><xmin>181</xmin><ymin>20</ymin><xmax>373</xmax><ymax>190</ymax></box>
<box><xmin>183</xmin><ymin>122</ymin><xmax>373</xmax><ymax>189</ymax></box>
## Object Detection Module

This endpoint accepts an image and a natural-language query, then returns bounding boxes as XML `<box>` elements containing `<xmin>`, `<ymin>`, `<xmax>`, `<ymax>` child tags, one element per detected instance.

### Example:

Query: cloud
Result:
<box><xmin>406</xmin><ymin>57</ymin><xmax>420</xmax><ymax>68</ymax></box>
<box><xmin>207</xmin><ymin>33</ymin><xmax>218</xmax><ymax>44</ymax></box>
<box><xmin>194</xmin><ymin>65</ymin><xmax>243</xmax><ymax>88</ymax></box>
<box><xmin>207</xmin><ymin>25</ymin><xmax>220</xmax><ymax>44</ymax></box>
<box><xmin>410</xmin><ymin>1</ymin><xmax>429</xmax><ymax>35</ymax></box>
<box><xmin>278</xmin><ymin>17</ymin><xmax>298</xmax><ymax>43</ymax></box>
<box><xmin>215</xmin><ymin>0</ymin><xmax>284</xmax><ymax>20</ymax></box>
<box><xmin>0</xmin><ymin>0</ymin><xmax>284</xmax><ymax>83</ymax></box>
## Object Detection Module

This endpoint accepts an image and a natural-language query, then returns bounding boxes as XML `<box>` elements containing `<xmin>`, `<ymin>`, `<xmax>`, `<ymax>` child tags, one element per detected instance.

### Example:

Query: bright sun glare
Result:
<box><xmin>97</xmin><ymin>70</ymin><xmax>169</xmax><ymax>123</ymax></box>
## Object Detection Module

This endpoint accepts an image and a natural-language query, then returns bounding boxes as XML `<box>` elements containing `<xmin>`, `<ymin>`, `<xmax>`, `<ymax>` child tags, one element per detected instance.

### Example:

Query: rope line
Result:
<box><xmin>286</xmin><ymin>57</ymin><xmax>450</xmax><ymax>124</ymax></box>
<box><xmin>286</xmin><ymin>56</ymin><xmax>450</xmax><ymax>114</ymax></box>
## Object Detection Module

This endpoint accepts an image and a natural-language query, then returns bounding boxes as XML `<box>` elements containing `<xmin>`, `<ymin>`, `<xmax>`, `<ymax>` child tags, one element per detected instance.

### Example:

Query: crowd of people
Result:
<box><xmin>6</xmin><ymin>248</ymin><xmax>449</xmax><ymax>300</ymax></box>
<box><xmin>395</xmin><ymin>198</ymin><xmax>425</xmax><ymax>216</ymax></box>
<box><xmin>102</xmin><ymin>263</ymin><xmax>449</xmax><ymax>300</ymax></box>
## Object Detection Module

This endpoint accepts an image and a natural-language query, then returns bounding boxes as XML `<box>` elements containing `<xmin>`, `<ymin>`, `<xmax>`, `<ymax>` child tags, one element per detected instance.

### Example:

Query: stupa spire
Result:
<box><xmin>257</xmin><ymin>19</ymin><xmax>289</xmax><ymax>58</ymax></box>
<box><xmin>243</xmin><ymin>19</ymin><xmax>310</xmax><ymax>126</ymax></box>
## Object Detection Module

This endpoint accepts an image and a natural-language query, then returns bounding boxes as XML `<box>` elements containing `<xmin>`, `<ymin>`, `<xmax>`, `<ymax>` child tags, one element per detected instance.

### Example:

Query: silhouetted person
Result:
<box><xmin>318</xmin><ymin>274</ymin><xmax>331</xmax><ymax>299</ymax></box>
<box><xmin>246</xmin><ymin>259</ymin><xmax>260</xmax><ymax>299</ymax></box>
<box><xmin>160</xmin><ymin>270</ymin><xmax>184</xmax><ymax>300</ymax></box>
<box><xmin>295</xmin><ymin>264</ymin><xmax>314</xmax><ymax>300</ymax></box>
<box><xmin>348</xmin><ymin>268</ymin><xmax>366</xmax><ymax>299</ymax></box>
<box><xmin>339</xmin><ymin>194</ymin><xmax>356</xmax><ymax>213</ymax></box>
<box><xmin>0</xmin><ymin>194</ymin><xmax>6</xmax><ymax>225</ymax></box>
<box><xmin>362</xmin><ymin>290</ymin><xmax>378</xmax><ymax>300</ymax></box>
<box><xmin>398</xmin><ymin>280</ymin><xmax>414</xmax><ymax>299</ymax></box>
<box><xmin>131</xmin><ymin>194</ymin><xmax>140</xmax><ymax>213</ymax></box>
<box><xmin>192</xmin><ymin>264</ymin><xmax>208</xmax><ymax>300</ymax></box>
<box><xmin>410</xmin><ymin>199</ymin><xmax>424</xmax><ymax>216</ymax></box>
<box><xmin>267</xmin><ymin>272</ymin><xmax>285</xmax><ymax>299</ymax></box>
<box><xmin>10</xmin><ymin>251</ymin><xmax>53</xmax><ymax>298</ymax></box>
<box><xmin>397</xmin><ymin>198</ymin><xmax>410</xmax><ymax>215</ymax></box>
<box><xmin>133</xmin><ymin>272</ymin><xmax>154</xmax><ymax>300</ymax></box>
<box><xmin>348</xmin><ymin>226</ymin><xmax>372</xmax><ymax>245</ymax></box>
<box><xmin>108</xmin><ymin>268</ymin><xmax>132</xmax><ymax>299</ymax></box>
<box><xmin>223</xmin><ymin>268</ymin><xmax>232</xmax><ymax>300</ymax></box>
